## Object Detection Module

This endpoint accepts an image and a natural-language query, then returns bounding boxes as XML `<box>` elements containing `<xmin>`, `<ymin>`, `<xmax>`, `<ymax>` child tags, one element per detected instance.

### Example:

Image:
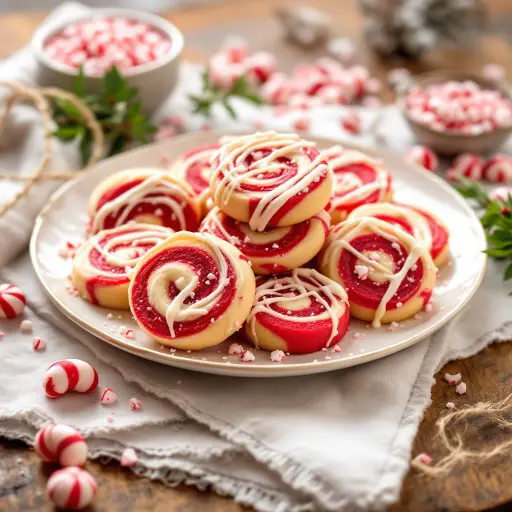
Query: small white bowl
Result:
<box><xmin>32</xmin><ymin>8</ymin><xmax>184</xmax><ymax>114</ymax></box>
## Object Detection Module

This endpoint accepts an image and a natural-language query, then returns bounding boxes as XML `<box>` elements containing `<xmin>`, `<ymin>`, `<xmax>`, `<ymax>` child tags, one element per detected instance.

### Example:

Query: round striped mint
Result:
<box><xmin>47</xmin><ymin>466</ymin><xmax>97</xmax><ymax>509</ymax></box>
<box><xmin>483</xmin><ymin>155</ymin><xmax>512</xmax><ymax>183</ymax></box>
<box><xmin>0</xmin><ymin>284</ymin><xmax>26</xmax><ymax>319</ymax></box>
<box><xmin>34</xmin><ymin>424</ymin><xmax>87</xmax><ymax>466</ymax></box>
<box><xmin>446</xmin><ymin>153</ymin><xmax>484</xmax><ymax>182</ymax></box>
<box><xmin>404</xmin><ymin>145</ymin><xmax>439</xmax><ymax>172</ymax></box>
<box><xmin>44</xmin><ymin>359</ymin><xmax>99</xmax><ymax>398</ymax></box>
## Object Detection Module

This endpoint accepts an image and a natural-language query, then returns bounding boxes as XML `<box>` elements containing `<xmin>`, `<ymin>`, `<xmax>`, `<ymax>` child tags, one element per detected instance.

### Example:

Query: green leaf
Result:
<box><xmin>73</xmin><ymin>66</ymin><xmax>86</xmax><ymax>98</ymax></box>
<box><xmin>108</xmin><ymin>133</ymin><xmax>129</xmax><ymax>156</ymax></box>
<box><xmin>222</xmin><ymin>98</ymin><xmax>237</xmax><ymax>120</ymax></box>
<box><xmin>504</xmin><ymin>263</ymin><xmax>512</xmax><ymax>281</ymax></box>
<box><xmin>484</xmin><ymin>246</ymin><xmax>512</xmax><ymax>259</ymax></box>
<box><xmin>79</xmin><ymin>129</ymin><xmax>93</xmax><ymax>166</ymax></box>
<box><xmin>103</xmin><ymin>67</ymin><xmax>125</xmax><ymax>100</ymax></box>
<box><xmin>54</xmin><ymin>98</ymin><xmax>82</xmax><ymax>120</ymax></box>
<box><xmin>52</xmin><ymin>125</ymin><xmax>81</xmax><ymax>141</ymax></box>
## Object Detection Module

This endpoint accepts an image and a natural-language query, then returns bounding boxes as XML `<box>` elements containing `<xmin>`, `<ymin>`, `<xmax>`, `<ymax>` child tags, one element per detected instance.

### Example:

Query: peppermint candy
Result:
<box><xmin>47</xmin><ymin>467</ymin><xmax>97</xmax><ymax>510</ymax></box>
<box><xmin>120</xmin><ymin>447</ymin><xmax>138</xmax><ymax>467</ymax></box>
<box><xmin>446</xmin><ymin>153</ymin><xmax>484</xmax><ymax>181</ymax></box>
<box><xmin>34</xmin><ymin>424</ymin><xmax>87</xmax><ymax>467</ymax></box>
<box><xmin>100</xmin><ymin>387</ymin><xmax>118</xmax><ymax>405</ymax></box>
<box><xmin>44</xmin><ymin>359</ymin><xmax>99</xmax><ymax>398</ymax></box>
<box><xmin>0</xmin><ymin>284</ymin><xmax>26</xmax><ymax>318</ymax></box>
<box><xmin>129</xmin><ymin>397</ymin><xmax>143</xmax><ymax>411</ymax></box>
<box><xmin>490</xmin><ymin>186</ymin><xmax>512</xmax><ymax>201</ymax></box>
<box><xmin>483</xmin><ymin>155</ymin><xmax>512</xmax><ymax>183</ymax></box>
<box><xmin>404</xmin><ymin>145</ymin><xmax>439</xmax><ymax>172</ymax></box>
<box><xmin>340</xmin><ymin>109</ymin><xmax>361</xmax><ymax>134</ymax></box>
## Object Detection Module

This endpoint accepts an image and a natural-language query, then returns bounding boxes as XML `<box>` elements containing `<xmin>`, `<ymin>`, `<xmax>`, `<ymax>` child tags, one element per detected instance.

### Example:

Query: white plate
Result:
<box><xmin>30</xmin><ymin>132</ymin><xmax>487</xmax><ymax>377</ymax></box>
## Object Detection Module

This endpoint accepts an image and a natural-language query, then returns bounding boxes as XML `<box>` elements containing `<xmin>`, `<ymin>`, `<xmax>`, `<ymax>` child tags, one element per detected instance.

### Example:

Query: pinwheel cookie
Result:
<box><xmin>319</xmin><ymin>217</ymin><xmax>437</xmax><ymax>327</ymax></box>
<box><xmin>169</xmin><ymin>143</ymin><xmax>220</xmax><ymax>214</ymax></box>
<box><xmin>347</xmin><ymin>203</ymin><xmax>450</xmax><ymax>267</ymax></box>
<box><xmin>245</xmin><ymin>268</ymin><xmax>350</xmax><ymax>354</ymax></box>
<box><xmin>322</xmin><ymin>145</ymin><xmax>392</xmax><ymax>224</ymax></box>
<box><xmin>209</xmin><ymin>131</ymin><xmax>333</xmax><ymax>231</ymax></box>
<box><xmin>128</xmin><ymin>231</ymin><xmax>256</xmax><ymax>350</ymax></box>
<box><xmin>200</xmin><ymin>207</ymin><xmax>331</xmax><ymax>274</ymax></box>
<box><xmin>88</xmin><ymin>169</ymin><xmax>201</xmax><ymax>234</ymax></box>
<box><xmin>72</xmin><ymin>223</ymin><xmax>173</xmax><ymax>309</ymax></box>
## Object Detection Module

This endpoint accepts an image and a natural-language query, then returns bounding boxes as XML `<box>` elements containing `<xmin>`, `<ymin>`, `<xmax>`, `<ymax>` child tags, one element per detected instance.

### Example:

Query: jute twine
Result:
<box><xmin>0</xmin><ymin>82</ymin><xmax>104</xmax><ymax>217</ymax></box>
<box><xmin>414</xmin><ymin>392</ymin><xmax>512</xmax><ymax>474</ymax></box>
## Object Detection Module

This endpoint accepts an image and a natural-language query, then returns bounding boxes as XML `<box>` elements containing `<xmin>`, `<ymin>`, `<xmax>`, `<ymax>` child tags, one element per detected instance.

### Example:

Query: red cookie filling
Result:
<box><xmin>181</xmin><ymin>144</ymin><xmax>220</xmax><ymax>196</ymax></box>
<box><xmin>255</xmin><ymin>276</ymin><xmax>349</xmax><ymax>353</ymax></box>
<box><xmin>94</xmin><ymin>178</ymin><xmax>198</xmax><ymax>232</ymax></box>
<box><xmin>130</xmin><ymin>246</ymin><xmax>236</xmax><ymax>339</ymax></box>
<box><xmin>332</xmin><ymin>162</ymin><xmax>392</xmax><ymax>214</ymax></box>
<box><xmin>338</xmin><ymin>234</ymin><xmax>423</xmax><ymax>310</ymax></box>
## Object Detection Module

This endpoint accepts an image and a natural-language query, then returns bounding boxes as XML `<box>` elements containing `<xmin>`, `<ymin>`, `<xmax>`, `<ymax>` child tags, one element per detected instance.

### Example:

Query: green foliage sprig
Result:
<box><xmin>52</xmin><ymin>67</ymin><xmax>156</xmax><ymax>165</ymax></box>
<box><xmin>188</xmin><ymin>69</ymin><xmax>264</xmax><ymax>120</ymax></box>
<box><xmin>454</xmin><ymin>175</ymin><xmax>512</xmax><ymax>287</ymax></box>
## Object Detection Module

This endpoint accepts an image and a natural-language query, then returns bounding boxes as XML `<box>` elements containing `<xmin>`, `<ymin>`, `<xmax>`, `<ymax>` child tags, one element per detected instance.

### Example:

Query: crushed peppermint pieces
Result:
<box><xmin>387</xmin><ymin>321</ymin><xmax>399</xmax><ymax>332</ymax></box>
<box><xmin>444</xmin><ymin>372</ymin><xmax>462</xmax><ymax>385</ymax></box>
<box><xmin>446</xmin><ymin>402</ymin><xmax>456</xmax><ymax>409</ymax></box>
<box><xmin>125</xmin><ymin>329</ymin><xmax>135</xmax><ymax>339</ymax></box>
<box><xmin>456</xmin><ymin>382</ymin><xmax>467</xmax><ymax>395</ymax></box>
<box><xmin>32</xmin><ymin>337</ymin><xmax>47</xmax><ymax>351</ymax></box>
<box><xmin>20</xmin><ymin>320</ymin><xmax>33</xmax><ymax>333</ymax></box>
<box><xmin>120</xmin><ymin>448</ymin><xmax>138</xmax><ymax>467</ymax></box>
<box><xmin>412</xmin><ymin>452</ymin><xmax>433</xmax><ymax>466</ymax></box>
<box><xmin>241</xmin><ymin>350</ymin><xmax>255</xmax><ymax>362</ymax></box>
<box><xmin>331</xmin><ymin>345</ymin><xmax>342</xmax><ymax>353</ymax></box>
<box><xmin>119</xmin><ymin>325</ymin><xmax>127</xmax><ymax>335</ymax></box>
<box><xmin>0</xmin><ymin>332</ymin><xmax>4</xmax><ymax>341</ymax></box>
<box><xmin>100</xmin><ymin>388</ymin><xmax>118</xmax><ymax>405</ymax></box>
<box><xmin>228</xmin><ymin>342</ymin><xmax>244</xmax><ymax>355</ymax></box>
<box><xmin>270</xmin><ymin>349</ymin><xmax>286</xmax><ymax>362</ymax></box>
<box><xmin>129</xmin><ymin>398</ymin><xmax>143</xmax><ymax>411</ymax></box>
<box><xmin>424</xmin><ymin>303</ymin><xmax>433</xmax><ymax>313</ymax></box>
<box><xmin>354</xmin><ymin>264</ymin><xmax>369</xmax><ymax>280</ymax></box>
<box><xmin>107</xmin><ymin>313</ymin><xmax>113</xmax><ymax>320</ymax></box>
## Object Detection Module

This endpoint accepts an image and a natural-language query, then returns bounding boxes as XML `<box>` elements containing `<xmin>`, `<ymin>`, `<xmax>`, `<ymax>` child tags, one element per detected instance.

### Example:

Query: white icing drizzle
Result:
<box><xmin>247</xmin><ymin>268</ymin><xmax>348</xmax><ymax>347</ymax></box>
<box><xmin>321</xmin><ymin>216</ymin><xmax>434</xmax><ymax>328</ymax></box>
<box><xmin>321</xmin><ymin>145</ymin><xmax>389</xmax><ymax>211</ymax></box>
<box><xmin>202</xmin><ymin>207</ymin><xmax>330</xmax><ymax>248</ymax></box>
<box><xmin>348</xmin><ymin>203</ymin><xmax>433</xmax><ymax>254</ymax></box>
<box><xmin>92</xmin><ymin>172</ymin><xmax>193</xmax><ymax>233</ymax></box>
<box><xmin>74</xmin><ymin>223</ymin><xmax>173</xmax><ymax>278</ymax></box>
<box><xmin>146</xmin><ymin>233</ymin><xmax>245</xmax><ymax>338</ymax></box>
<box><xmin>210</xmin><ymin>132</ymin><xmax>330</xmax><ymax>232</ymax></box>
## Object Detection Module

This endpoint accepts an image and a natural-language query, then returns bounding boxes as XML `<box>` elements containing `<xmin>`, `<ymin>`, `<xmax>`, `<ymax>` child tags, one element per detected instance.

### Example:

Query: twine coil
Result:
<box><xmin>0</xmin><ymin>82</ymin><xmax>104</xmax><ymax>217</ymax></box>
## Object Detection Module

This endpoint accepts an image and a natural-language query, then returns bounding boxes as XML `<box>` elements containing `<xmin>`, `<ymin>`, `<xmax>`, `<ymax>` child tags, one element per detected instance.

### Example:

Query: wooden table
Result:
<box><xmin>1</xmin><ymin>1</ymin><xmax>511</xmax><ymax>511</ymax></box>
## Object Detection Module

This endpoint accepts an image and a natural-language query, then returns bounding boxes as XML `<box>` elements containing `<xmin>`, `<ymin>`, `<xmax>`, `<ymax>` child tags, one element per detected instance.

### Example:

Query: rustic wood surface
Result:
<box><xmin>1</xmin><ymin>1</ymin><xmax>511</xmax><ymax>511</ymax></box>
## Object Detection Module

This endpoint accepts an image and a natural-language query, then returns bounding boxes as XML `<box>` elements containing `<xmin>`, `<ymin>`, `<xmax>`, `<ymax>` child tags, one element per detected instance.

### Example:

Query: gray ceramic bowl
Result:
<box><xmin>398</xmin><ymin>71</ymin><xmax>512</xmax><ymax>156</ymax></box>
<box><xmin>32</xmin><ymin>8</ymin><xmax>184</xmax><ymax>114</ymax></box>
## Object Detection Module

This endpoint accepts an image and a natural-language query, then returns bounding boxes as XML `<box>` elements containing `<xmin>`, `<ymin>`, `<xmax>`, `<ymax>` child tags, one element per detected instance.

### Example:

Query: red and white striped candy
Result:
<box><xmin>245</xmin><ymin>51</ymin><xmax>276</xmax><ymax>83</ymax></box>
<box><xmin>44</xmin><ymin>359</ymin><xmax>99</xmax><ymax>399</ymax></box>
<box><xmin>34</xmin><ymin>424</ymin><xmax>87</xmax><ymax>466</ymax></box>
<box><xmin>47</xmin><ymin>466</ymin><xmax>97</xmax><ymax>510</ymax></box>
<box><xmin>340</xmin><ymin>109</ymin><xmax>361</xmax><ymax>134</ymax></box>
<box><xmin>446</xmin><ymin>153</ymin><xmax>484</xmax><ymax>181</ymax></box>
<box><xmin>0</xmin><ymin>284</ymin><xmax>26</xmax><ymax>319</ymax></box>
<box><xmin>100</xmin><ymin>388</ymin><xmax>118</xmax><ymax>405</ymax></box>
<box><xmin>404</xmin><ymin>145</ymin><xmax>439</xmax><ymax>172</ymax></box>
<box><xmin>483</xmin><ymin>155</ymin><xmax>512</xmax><ymax>183</ymax></box>
<box><xmin>490</xmin><ymin>186</ymin><xmax>512</xmax><ymax>201</ymax></box>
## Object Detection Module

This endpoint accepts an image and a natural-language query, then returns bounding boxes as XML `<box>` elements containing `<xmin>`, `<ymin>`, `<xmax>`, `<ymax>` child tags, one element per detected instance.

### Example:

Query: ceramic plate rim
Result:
<box><xmin>30</xmin><ymin>131</ymin><xmax>487</xmax><ymax>377</ymax></box>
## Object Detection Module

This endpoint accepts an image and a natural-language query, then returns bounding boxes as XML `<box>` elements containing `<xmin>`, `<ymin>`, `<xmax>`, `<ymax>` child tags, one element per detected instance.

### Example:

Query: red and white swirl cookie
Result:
<box><xmin>209</xmin><ymin>131</ymin><xmax>333</xmax><ymax>231</ymax></box>
<box><xmin>128</xmin><ymin>231</ymin><xmax>256</xmax><ymax>350</ymax></box>
<box><xmin>169</xmin><ymin>143</ymin><xmax>220</xmax><ymax>214</ymax></box>
<box><xmin>200</xmin><ymin>207</ymin><xmax>331</xmax><ymax>275</ymax></box>
<box><xmin>88</xmin><ymin>169</ymin><xmax>201</xmax><ymax>234</ymax></box>
<box><xmin>347</xmin><ymin>203</ymin><xmax>450</xmax><ymax>267</ymax></box>
<box><xmin>245</xmin><ymin>268</ymin><xmax>350</xmax><ymax>354</ymax></box>
<box><xmin>72</xmin><ymin>223</ymin><xmax>174</xmax><ymax>309</ymax></box>
<box><xmin>322</xmin><ymin>146</ymin><xmax>393</xmax><ymax>224</ymax></box>
<box><xmin>319</xmin><ymin>217</ymin><xmax>437</xmax><ymax>327</ymax></box>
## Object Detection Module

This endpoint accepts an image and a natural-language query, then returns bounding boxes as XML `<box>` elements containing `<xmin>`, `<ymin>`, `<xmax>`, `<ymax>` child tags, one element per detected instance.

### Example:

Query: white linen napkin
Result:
<box><xmin>1</xmin><ymin>4</ymin><xmax>511</xmax><ymax>512</ymax></box>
